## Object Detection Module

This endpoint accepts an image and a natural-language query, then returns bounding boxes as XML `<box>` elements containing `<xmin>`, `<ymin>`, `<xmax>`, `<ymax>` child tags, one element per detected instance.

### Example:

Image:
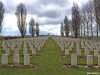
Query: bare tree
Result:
<box><xmin>81</xmin><ymin>7</ymin><xmax>86</xmax><ymax>37</ymax></box>
<box><xmin>86</xmin><ymin>0</ymin><xmax>95</xmax><ymax>37</ymax></box>
<box><xmin>80</xmin><ymin>8</ymin><xmax>85</xmax><ymax>37</ymax></box>
<box><xmin>88</xmin><ymin>0</ymin><xmax>95</xmax><ymax>37</ymax></box>
<box><xmin>80</xmin><ymin>0</ymin><xmax>95</xmax><ymax>37</ymax></box>
<box><xmin>84</xmin><ymin>3</ymin><xmax>90</xmax><ymax>37</ymax></box>
<box><xmin>36</xmin><ymin>23</ymin><xmax>39</xmax><ymax>37</ymax></box>
<box><xmin>15</xmin><ymin>3</ymin><xmax>27</xmax><ymax>38</ymax></box>
<box><xmin>72</xmin><ymin>2</ymin><xmax>80</xmax><ymax>38</ymax></box>
<box><xmin>94</xmin><ymin>0</ymin><xmax>100</xmax><ymax>37</ymax></box>
<box><xmin>64</xmin><ymin>16</ymin><xmax>69</xmax><ymax>37</ymax></box>
<box><xmin>0</xmin><ymin>1</ymin><xmax>4</xmax><ymax>33</ymax></box>
<box><xmin>69</xmin><ymin>20</ymin><xmax>73</xmax><ymax>37</ymax></box>
<box><xmin>80</xmin><ymin>17</ymin><xmax>83</xmax><ymax>36</ymax></box>
<box><xmin>60</xmin><ymin>22</ymin><xmax>64</xmax><ymax>37</ymax></box>
<box><xmin>29</xmin><ymin>18</ymin><xmax>35</xmax><ymax>37</ymax></box>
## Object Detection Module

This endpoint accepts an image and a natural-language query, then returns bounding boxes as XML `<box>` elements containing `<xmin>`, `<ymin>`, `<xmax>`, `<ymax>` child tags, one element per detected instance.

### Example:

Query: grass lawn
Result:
<box><xmin>0</xmin><ymin>37</ymin><xmax>100</xmax><ymax>75</ymax></box>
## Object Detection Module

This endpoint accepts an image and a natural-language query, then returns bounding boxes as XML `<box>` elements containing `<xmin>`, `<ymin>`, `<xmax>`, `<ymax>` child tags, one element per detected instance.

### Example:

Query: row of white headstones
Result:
<box><xmin>0</xmin><ymin>37</ymin><xmax>48</xmax><ymax>65</ymax></box>
<box><xmin>52</xmin><ymin>37</ymin><xmax>100</xmax><ymax>67</ymax></box>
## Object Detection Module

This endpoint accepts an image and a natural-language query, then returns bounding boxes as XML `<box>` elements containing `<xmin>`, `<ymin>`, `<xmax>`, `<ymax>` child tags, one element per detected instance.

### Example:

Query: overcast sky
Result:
<box><xmin>0</xmin><ymin>0</ymin><xmax>88</xmax><ymax>36</ymax></box>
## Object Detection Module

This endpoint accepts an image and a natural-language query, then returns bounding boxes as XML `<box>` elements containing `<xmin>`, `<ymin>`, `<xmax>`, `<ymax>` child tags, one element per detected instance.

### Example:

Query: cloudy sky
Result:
<box><xmin>0</xmin><ymin>0</ymin><xmax>88</xmax><ymax>36</ymax></box>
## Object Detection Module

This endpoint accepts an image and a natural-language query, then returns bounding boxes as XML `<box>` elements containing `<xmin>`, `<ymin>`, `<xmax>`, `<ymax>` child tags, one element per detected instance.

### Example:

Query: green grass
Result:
<box><xmin>0</xmin><ymin>37</ymin><xmax>100</xmax><ymax>75</ymax></box>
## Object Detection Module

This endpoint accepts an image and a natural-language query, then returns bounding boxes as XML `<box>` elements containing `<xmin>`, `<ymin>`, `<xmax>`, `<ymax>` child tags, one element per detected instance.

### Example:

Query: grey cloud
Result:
<box><xmin>40</xmin><ymin>0</ymin><xmax>70</xmax><ymax>7</ymax></box>
<box><xmin>1</xmin><ymin>0</ymin><xmax>72</xmax><ymax>25</ymax></box>
<box><xmin>26</xmin><ymin>2</ymin><xmax>66</xmax><ymax>18</ymax></box>
<box><xmin>26</xmin><ymin>0</ymin><xmax>71</xmax><ymax>19</ymax></box>
<box><xmin>34</xmin><ymin>16</ymin><xmax>64</xmax><ymax>25</ymax></box>
<box><xmin>37</xmin><ymin>9</ymin><xmax>62</xmax><ymax>18</ymax></box>
<box><xmin>1</xmin><ymin>0</ymin><xmax>16</xmax><ymax>14</ymax></box>
<box><xmin>45</xmin><ymin>17</ymin><xmax>64</xmax><ymax>25</ymax></box>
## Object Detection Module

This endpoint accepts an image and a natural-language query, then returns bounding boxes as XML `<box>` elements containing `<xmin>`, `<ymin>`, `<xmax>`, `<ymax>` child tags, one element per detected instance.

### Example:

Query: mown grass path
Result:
<box><xmin>0</xmin><ymin>37</ymin><xmax>100</xmax><ymax>75</ymax></box>
<box><xmin>32</xmin><ymin>37</ymin><xmax>67</xmax><ymax>75</ymax></box>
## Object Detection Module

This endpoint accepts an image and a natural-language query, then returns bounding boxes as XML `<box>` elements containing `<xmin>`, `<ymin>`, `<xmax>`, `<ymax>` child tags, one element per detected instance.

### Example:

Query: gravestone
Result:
<box><xmin>87</xmin><ymin>55</ymin><xmax>93</xmax><ymax>66</ymax></box>
<box><xmin>23</xmin><ymin>47</ymin><xmax>27</xmax><ymax>54</ymax></box>
<box><xmin>61</xmin><ymin>46</ymin><xmax>64</xmax><ymax>51</ymax></box>
<box><xmin>5</xmin><ymin>48</ymin><xmax>10</xmax><ymax>55</ymax></box>
<box><xmin>71</xmin><ymin>54</ymin><xmax>77</xmax><ymax>66</ymax></box>
<box><xmin>98</xmin><ymin>55</ymin><xmax>100</xmax><ymax>67</ymax></box>
<box><xmin>32</xmin><ymin>48</ymin><xmax>36</xmax><ymax>55</ymax></box>
<box><xmin>76</xmin><ymin>49</ymin><xmax>81</xmax><ymax>56</ymax></box>
<box><xmin>94</xmin><ymin>49</ymin><xmax>99</xmax><ymax>57</ymax></box>
<box><xmin>24</xmin><ymin>54</ymin><xmax>30</xmax><ymax>65</ymax></box>
<box><xmin>65</xmin><ymin>49</ymin><xmax>69</xmax><ymax>55</ymax></box>
<box><xmin>14</xmin><ymin>48</ymin><xmax>19</xmax><ymax>54</ymax></box>
<box><xmin>2</xmin><ymin>54</ymin><xmax>8</xmax><ymax>65</ymax></box>
<box><xmin>85</xmin><ymin>49</ymin><xmax>89</xmax><ymax>56</ymax></box>
<box><xmin>13</xmin><ymin>54</ymin><xmax>19</xmax><ymax>64</ymax></box>
<box><xmin>11</xmin><ymin>45</ymin><xmax>15</xmax><ymax>51</ymax></box>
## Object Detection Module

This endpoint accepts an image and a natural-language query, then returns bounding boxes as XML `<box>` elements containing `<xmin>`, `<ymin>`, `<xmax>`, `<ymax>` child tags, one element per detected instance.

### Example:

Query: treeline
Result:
<box><xmin>60</xmin><ymin>0</ymin><xmax>100</xmax><ymax>38</ymax></box>
<box><xmin>0</xmin><ymin>2</ymin><xmax>39</xmax><ymax>38</ymax></box>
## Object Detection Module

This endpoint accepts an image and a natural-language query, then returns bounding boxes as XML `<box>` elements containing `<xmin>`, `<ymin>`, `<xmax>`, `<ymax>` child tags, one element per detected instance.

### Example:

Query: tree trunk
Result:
<box><xmin>87</xmin><ymin>22</ymin><xmax>89</xmax><ymax>37</ymax></box>
<box><xmin>84</xmin><ymin>24</ymin><xmax>85</xmax><ymax>37</ymax></box>
<box><xmin>97</xmin><ymin>24</ymin><xmax>98</xmax><ymax>37</ymax></box>
<box><xmin>32</xmin><ymin>33</ymin><xmax>34</xmax><ymax>37</ymax></box>
<box><xmin>21</xmin><ymin>31</ymin><xmax>24</xmax><ymax>38</ymax></box>
<box><xmin>91</xmin><ymin>23</ymin><xmax>93</xmax><ymax>37</ymax></box>
<box><xmin>61</xmin><ymin>32</ymin><xmax>64</xmax><ymax>37</ymax></box>
<box><xmin>36</xmin><ymin>30</ymin><xmax>39</xmax><ymax>37</ymax></box>
<box><xmin>67</xmin><ymin>33</ymin><xmax>69</xmax><ymax>37</ymax></box>
<box><xmin>75</xmin><ymin>30</ymin><xmax>78</xmax><ymax>38</ymax></box>
<box><xmin>22</xmin><ymin>34</ymin><xmax>24</xmax><ymax>38</ymax></box>
<box><xmin>79</xmin><ymin>28</ymin><xmax>80</xmax><ymax>37</ymax></box>
<box><xmin>65</xmin><ymin>32</ymin><xmax>69</xmax><ymax>37</ymax></box>
<box><xmin>81</xmin><ymin>25</ymin><xmax>82</xmax><ymax>36</ymax></box>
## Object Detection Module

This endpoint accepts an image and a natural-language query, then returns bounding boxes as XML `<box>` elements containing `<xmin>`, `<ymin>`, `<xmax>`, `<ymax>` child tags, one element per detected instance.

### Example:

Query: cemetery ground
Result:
<box><xmin>0</xmin><ymin>37</ymin><xmax>100</xmax><ymax>75</ymax></box>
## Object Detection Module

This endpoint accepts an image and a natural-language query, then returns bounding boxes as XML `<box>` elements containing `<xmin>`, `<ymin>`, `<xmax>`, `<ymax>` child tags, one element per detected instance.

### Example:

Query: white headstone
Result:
<box><xmin>69</xmin><ymin>47</ymin><xmax>72</xmax><ymax>51</ymax></box>
<box><xmin>13</xmin><ymin>54</ymin><xmax>19</xmax><ymax>64</ymax></box>
<box><xmin>76</xmin><ymin>49</ymin><xmax>81</xmax><ymax>56</ymax></box>
<box><xmin>98</xmin><ymin>55</ymin><xmax>100</xmax><ymax>67</ymax></box>
<box><xmin>24</xmin><ymin>54</ymin><xmax>30</xmax><ymax>65</ymax></box>
<box><xmin>5</xmin><ymin>48</ymin><xmax>10</xmax><ymax>55</ymax></box>
<box><xmin>87</xmin><ymin>55</ymin><xmax>93</xmax><ymax>66</ymax></box>
<box><xmin>65</xmin><ymin>49</ymin><xmax>69</xmax><ymax>55</ymax></box>
<box><xmin>2</xmin><ymin>54</ymin><xmax>8</xmax><ymax>65</ymax></box>
<box><xmin>61</xmin><ymin>46</ymin><xmax>64</xmax><ymax>51</ymax></box>
<box><xmin>71</xmin><ymin>54</ymin><xmax>77</xmax><ymax>66</ymax></box>
<box><xmin>32</xmin><ymin>48</ymin><xmax>36</xmax><ymax>55</ymax></box>
<box><xmin>85</xmin><ymin>49</ymin><xmax>89</xmax><ymax>56</ymax></box>
<box><xmin>94</xmin><ymin>49</ymin><xmax>99</xmax><ymax>57</ymax></box>
<box><xmin>14</xmin><ymin>48</ymin><xmax>19</xmax><ymax>54</ymax></box>
<box><xmin>11</xmin><ymin>45</ymin><xmax>14</xmax><ymax>51</ymax></box>
<box><xmin>23</xmin><ymin>47</ymin><xmax>27</xmax><ymax>54</ymax></box>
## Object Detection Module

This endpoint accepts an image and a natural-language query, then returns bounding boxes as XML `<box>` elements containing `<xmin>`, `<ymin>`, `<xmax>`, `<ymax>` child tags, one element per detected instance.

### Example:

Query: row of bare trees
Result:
<box><xmin>80</xmin><ymin>0</ymin><xmax>95</xmax><ymax>37</ymax></box>
<box><xmin>80</xmin><ymin>0</ymin><xmax>100</xmax><ymax>37</ymax></box>
<box><xmin>60</xmin><ymin>2</ymin><xmax>80</xmax><ymax>38</ymax></box>
<box><xmin>0</xmin><ymin>2</ymin><xmax>39</xmax><ymax>38</ymax></box>
<box><xmin>15</xmin><ymin>3</ymin><xmax>39</xmax><ymax>38</ymax></box>
<box><xmin>72</xmin><ymin>3</ymin><xmax>80</xmax><ymax>38</ymax></box>
<box><xmin>60</xmin><ymin>16</ymin><xmax>70</xmax><ymax>37</ymax></box>
<box><xmin>94</xmin><ymin>0</ymin><xmax>100</xmax><ymax>37</ymax></box>
<box><xmin>61</xmin><ymin>0</ymin><xmax>100</xmax><ymax>38</ymax></box>
<box><xmin>29</xmin><ymin>18</ymin><xmax>39</xmax><ymax>37</ymax></box>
